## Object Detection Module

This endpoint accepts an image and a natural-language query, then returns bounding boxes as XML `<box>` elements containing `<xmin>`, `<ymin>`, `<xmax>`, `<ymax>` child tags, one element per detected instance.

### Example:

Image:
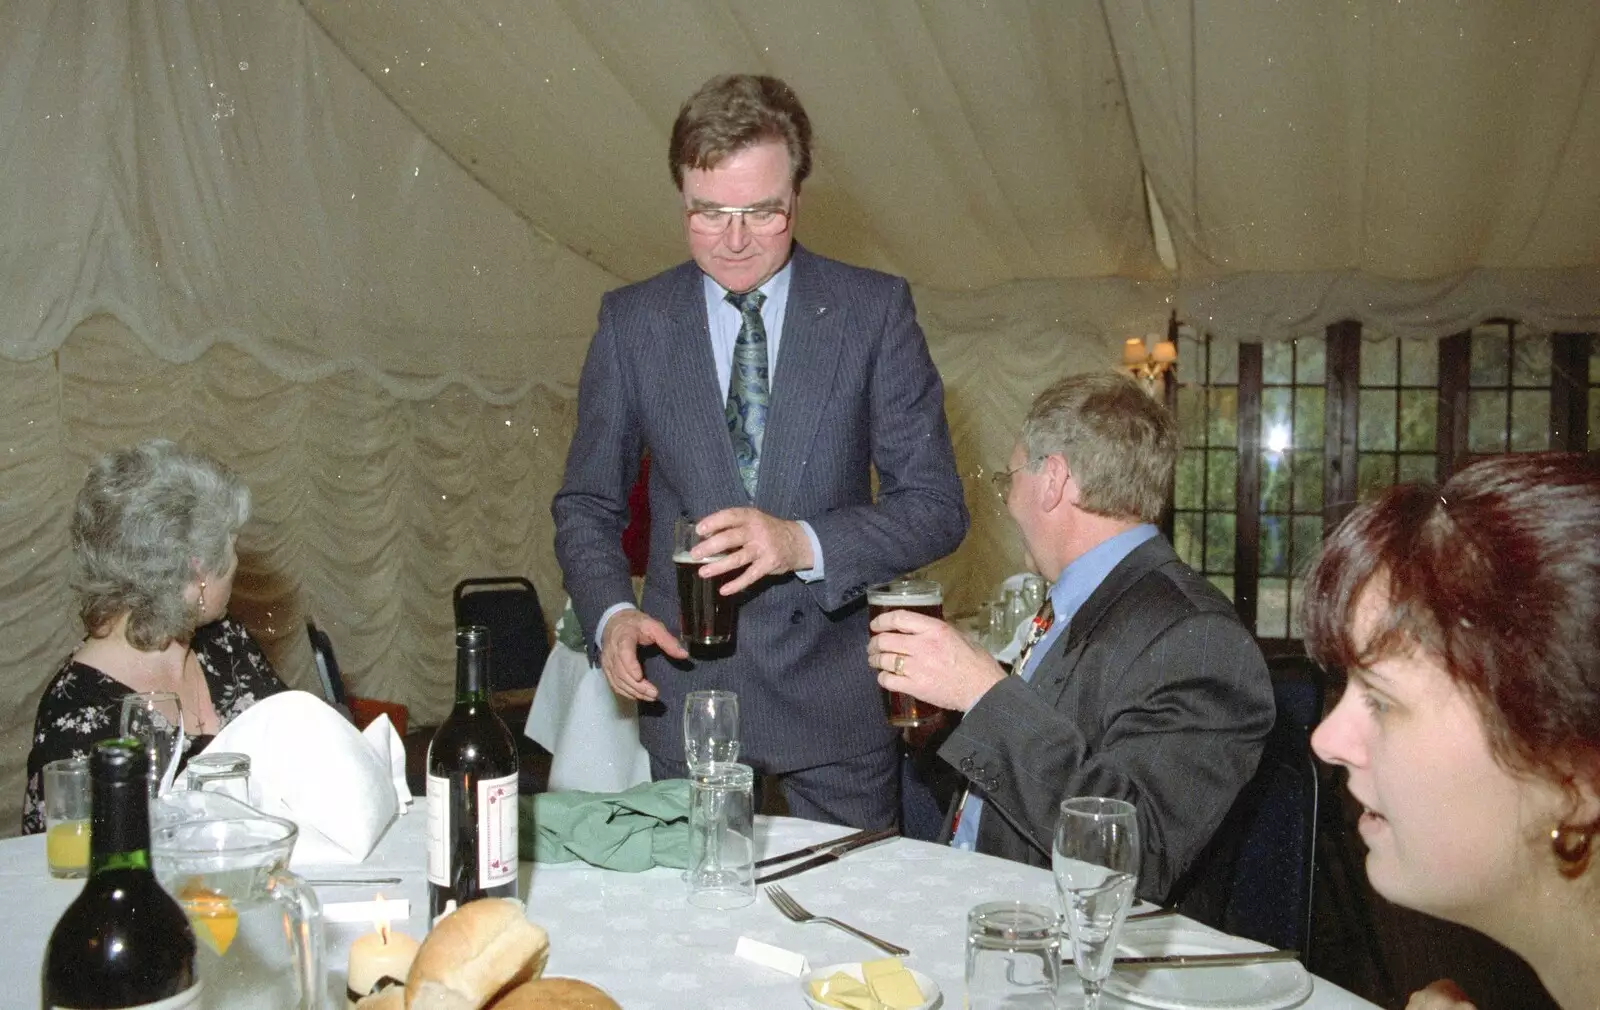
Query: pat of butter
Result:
<box><xmin>868</xmin><ymin>968</ymin><xmax>925</xmax><ymax>1010</ymax></box>
<box><xmin>809</xmin><ymin>961</ymin><xmax>924</xmax><ymax>1010</ymax></box>
<box><xmin>861</xmin><ymin>958</ymin><xmax>902</xmax><ymax>981</ymax></box>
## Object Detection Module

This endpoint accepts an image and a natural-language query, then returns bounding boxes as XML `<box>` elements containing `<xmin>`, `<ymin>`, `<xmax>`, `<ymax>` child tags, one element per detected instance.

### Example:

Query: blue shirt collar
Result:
<box><xmin>1047</xmin><ymin>524</ymin><xmax>1161</xmax><ymax>628</ymax></box>
<box><xmin>701</xmin><ymin>257</ymin><xmax>793</xmax><ymax>310</ymax></box>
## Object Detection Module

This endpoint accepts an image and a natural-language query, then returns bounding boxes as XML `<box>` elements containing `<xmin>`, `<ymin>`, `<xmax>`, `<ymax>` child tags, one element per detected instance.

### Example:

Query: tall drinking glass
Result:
<box><xmin>120</xmin><ymin>691</ymin><xmax>184</xmax><ymax>798</ymax></box>
<box><xmin>682</xmin><ymin>690</ymin><xmax>740</xmax><ymax>882</ymax></box>
<box><xmin>867</xmin><ymin>578</ymin><xmax>945</xmax><ymax>729</ymax></box>
<box><xmin>1053</xmin><ymin>797</ymin><xmax>1141</xmax><ymax>1010</ymax></box>
<box><xmin>674</xmin><ymin>517</ymin><xmax>736</xmax><ymax>649</ymax></box>
<box><xmin>43</xmin><ymin>757</ymin><xmax>91</xmax><ymax>878</ymax></box>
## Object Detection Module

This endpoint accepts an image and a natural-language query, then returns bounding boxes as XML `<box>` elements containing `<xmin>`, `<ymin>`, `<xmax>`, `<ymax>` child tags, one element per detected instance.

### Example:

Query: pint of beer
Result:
<box><xmin>675</xmin><ymin>517</ymin><xmax>736</xmax><ymax>648</ymax></box>
<box><xmin>867</xmin><ymin>578</ymin><xmax>944</xmax><ymax>728</ymax></box>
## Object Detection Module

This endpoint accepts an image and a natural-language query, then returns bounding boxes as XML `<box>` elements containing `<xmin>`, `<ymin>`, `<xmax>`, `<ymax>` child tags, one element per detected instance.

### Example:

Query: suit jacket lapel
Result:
<box><xmin>757</xmin><ymin>245</ymin><xmax>844</xmax><ymax>516</ymax></box>
<box><xmin>1032</xmin><ymin>537</ymin><xmax>1179</xmax><ymax>694</ymax></box>
<box><xmin>657</xmin><ymin>264</ymin><xmax>746</xmax><ymax>502</ymax></box>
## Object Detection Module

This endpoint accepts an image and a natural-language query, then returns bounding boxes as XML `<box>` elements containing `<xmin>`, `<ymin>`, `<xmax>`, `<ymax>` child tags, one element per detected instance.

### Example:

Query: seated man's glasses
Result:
<box><xmin>685</xmin><ymin>203</ymin><xmax>792</xmax><ymax>236</ymax></box>
<box><xmin>991</xmin><ymin>457</ymin><xmax>1048</xmax><ymax>504</ymax></box>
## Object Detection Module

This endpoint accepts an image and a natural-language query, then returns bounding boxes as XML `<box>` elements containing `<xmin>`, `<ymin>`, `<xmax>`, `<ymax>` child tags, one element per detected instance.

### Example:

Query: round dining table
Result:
<box><xmin>0</xmin><ymin>806</ymin><xmax>1380</xmax><ymax>1009</ymax></box>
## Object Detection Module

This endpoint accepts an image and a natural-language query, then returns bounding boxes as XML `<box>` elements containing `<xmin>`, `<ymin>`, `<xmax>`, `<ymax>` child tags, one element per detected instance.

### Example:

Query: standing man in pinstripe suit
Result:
<box><xmin>868</xmin><ymin>372</ymin><xmax>1272</xmax><ymax>918</ymax></box>
<box><xmin>552</xmin><ymin>74</ymin><xmax>968</xmax><ymax>828</ymax></box>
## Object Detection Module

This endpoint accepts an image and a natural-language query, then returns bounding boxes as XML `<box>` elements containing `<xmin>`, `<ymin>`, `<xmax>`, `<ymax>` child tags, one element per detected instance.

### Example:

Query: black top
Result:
<box><xmin>22</xmin><ymin>616</ymin><xmax>288</xmax><ymax>834</ymax></box>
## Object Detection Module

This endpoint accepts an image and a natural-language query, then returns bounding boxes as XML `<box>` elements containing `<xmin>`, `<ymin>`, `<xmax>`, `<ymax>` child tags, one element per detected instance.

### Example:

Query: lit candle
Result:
<box><xmin>346</xmin><ymin>898</ymin><xmax>421</xmax><ymax>1010</ymax></box>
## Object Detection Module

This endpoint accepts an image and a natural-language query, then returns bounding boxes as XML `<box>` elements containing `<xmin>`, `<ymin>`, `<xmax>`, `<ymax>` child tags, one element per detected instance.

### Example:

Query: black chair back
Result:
<box><xmin>1220</xmin><ymin>655</ymin><xmax>1323</xmax><ymax>958</ymax></box>
<box><xmin>452</xmin><ymin>576</ymin><xmax>550</xmax><ymax>693</ymax></box>
<box><xmin>306</xmin><ymin>618</ymin><xmax>347</xmax><ymax>706</ymax></box>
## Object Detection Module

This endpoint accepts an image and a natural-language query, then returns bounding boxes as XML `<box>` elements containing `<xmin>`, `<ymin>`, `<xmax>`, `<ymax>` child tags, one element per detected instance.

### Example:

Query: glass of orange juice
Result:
<box><xmin>44</xmin><ymin>757</ymin><xmax>91</xmax><ymax>878</ymax></box>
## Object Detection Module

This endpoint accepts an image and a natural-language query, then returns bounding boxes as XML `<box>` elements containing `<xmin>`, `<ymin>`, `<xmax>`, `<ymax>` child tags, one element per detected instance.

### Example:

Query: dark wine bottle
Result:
<box><xmin>41</xmin><ymin>739</ymin><xmax>199</xmax><ymax>1009</ymax></box>
<box><xmin>427</xmin><ymin>625</ymin><xmax>521</xmax><ymax>920</ymax></box>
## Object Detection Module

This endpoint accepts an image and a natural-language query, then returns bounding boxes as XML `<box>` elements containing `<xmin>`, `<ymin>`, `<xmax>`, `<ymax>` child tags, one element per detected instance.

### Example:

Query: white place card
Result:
<box><xmin>735</xmin><ymin>936</ymin><xmax>809</xmax><ymax>977</ymax></box>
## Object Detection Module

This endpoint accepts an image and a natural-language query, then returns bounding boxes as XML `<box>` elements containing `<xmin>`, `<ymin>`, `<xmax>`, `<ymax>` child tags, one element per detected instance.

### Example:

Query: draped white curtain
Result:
<box><xmin>5</xmin><ymin>0</ymin><xmax>1600</xmax><ymax>832</ymax></box>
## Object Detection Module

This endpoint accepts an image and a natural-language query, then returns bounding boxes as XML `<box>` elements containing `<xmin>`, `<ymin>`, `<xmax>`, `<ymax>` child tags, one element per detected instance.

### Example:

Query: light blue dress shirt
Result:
<box><xmin>950</xmin><ymin>524</ymin><xmax>1161</xmax><ymax>851</ymax></box>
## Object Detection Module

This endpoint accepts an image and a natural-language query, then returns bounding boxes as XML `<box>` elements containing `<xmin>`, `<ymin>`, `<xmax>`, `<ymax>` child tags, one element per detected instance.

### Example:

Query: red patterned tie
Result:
<box><xmin>1011</xmin><ymin>597</ymin><xmax>1055</xmax><ymax>677</ymax></box>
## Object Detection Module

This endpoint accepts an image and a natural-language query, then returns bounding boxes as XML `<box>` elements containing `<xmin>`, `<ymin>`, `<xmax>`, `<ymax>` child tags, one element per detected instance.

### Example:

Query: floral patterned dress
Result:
<box><xmin>21</xmin><ymin>615</ymin><xmax>288</xmax><ymax>834</ymax></box>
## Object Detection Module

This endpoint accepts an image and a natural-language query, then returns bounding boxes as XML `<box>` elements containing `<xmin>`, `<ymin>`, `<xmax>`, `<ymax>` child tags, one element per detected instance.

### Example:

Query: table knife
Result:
<box><xmin>754</xmin><ymin>827</ymin><xmax>871</xmax><ymax>869</ymax></box>
<box><xmin>753</xmin><ymin>827</ymin><xmax>897</xmax><ymax>884</ymax></box>
<box><xmin>1078</xmin><ymin>949</ymin><xmax>1301</xmax><ymax>970</ymax></box>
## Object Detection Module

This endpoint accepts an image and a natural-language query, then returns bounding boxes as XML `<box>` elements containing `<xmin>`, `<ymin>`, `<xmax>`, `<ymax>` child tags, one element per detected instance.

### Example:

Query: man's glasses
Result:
<box><xmin>685</xmin><ymin>204</ymin><xmax>792</xmax><ymax>236</ymax></box>
<box><xmin>990</xmin><ymin>461</ymin><xmax>1032</xmax><ymax>504</ymax></box>
<box><xmin>991</xmin><ymin>456</ymin><xmax>1056</xmax><ymax>504</ymax></box>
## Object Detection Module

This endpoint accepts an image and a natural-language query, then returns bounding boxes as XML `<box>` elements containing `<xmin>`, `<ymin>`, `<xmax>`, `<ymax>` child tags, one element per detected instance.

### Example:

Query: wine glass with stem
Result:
<box><xmin>1053</xmin><ymin>796</ymin><xmax>1141</xmax><ymax>1010</ymax></box>
<box><xmin>683</xmin><ymin>690</ymin><xmax>739</xmax><ymax>776</ymax></box>
<box><xmin>120</xmin><ymin>691</ymin><xmax>185</xmax><ymax>799</ymax></box>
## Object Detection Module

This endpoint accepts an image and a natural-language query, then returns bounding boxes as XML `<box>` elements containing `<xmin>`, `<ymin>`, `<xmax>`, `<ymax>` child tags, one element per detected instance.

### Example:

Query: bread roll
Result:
<box><xmin>405</xmin><ymin>898</ymin><xmax>550</xmax><ymax>1010</ymax></box>
<box><xmin>490</xmin><ymin>979</ymin><xmax>622</xmax><ymax>1010</ymax></box>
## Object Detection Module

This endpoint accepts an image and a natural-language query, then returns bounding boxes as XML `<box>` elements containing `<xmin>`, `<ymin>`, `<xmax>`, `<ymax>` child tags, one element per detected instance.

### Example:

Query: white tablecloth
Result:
<box><xmin>1</xmin><ymin>807</ymin><xmax>1378</xmax><ymax>1009</ymax></box>
<box><xmin>523</xmin><ymin>641</ymin><xmax>652</xmax><ymax>793</ymax></box>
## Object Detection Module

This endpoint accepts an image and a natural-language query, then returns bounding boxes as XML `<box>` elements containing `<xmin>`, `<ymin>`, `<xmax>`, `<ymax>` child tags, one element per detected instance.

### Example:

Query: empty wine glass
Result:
<box><xmin>1053</xmin><ymin>796</ymin><xmax>1141</xmax><ymax>1010</ymax></box>
<box><xmin>682</xmin><ymin>690</ymin><xmax>739</xmax><ymax>777</ymax></box>
<box><xmin>120</xmin><ymin>691</ymin><xmax>185</xmax><ymax>798</ymax></box>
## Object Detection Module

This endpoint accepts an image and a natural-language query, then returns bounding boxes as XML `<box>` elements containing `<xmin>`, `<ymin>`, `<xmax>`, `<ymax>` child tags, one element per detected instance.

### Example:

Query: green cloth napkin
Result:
<box><xmin>519</xmin><ymin>779</ymin><xmax>690</xmax><ymax>871</ymax></box>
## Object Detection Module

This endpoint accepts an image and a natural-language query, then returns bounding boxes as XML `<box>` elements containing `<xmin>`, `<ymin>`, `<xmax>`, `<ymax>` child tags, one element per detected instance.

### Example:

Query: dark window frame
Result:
<box><xmin>1180</xmin><ymin>322</ymin><xmax>1595</xmax><ymax>651</ymax></box>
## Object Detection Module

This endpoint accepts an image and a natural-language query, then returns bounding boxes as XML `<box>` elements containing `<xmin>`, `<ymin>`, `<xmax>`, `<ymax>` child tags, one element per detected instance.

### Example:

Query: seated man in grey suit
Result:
<box><xmin>867</xmin><ymin>371</ymin><xmax>1273</xmax><ymax>915</ymax></box>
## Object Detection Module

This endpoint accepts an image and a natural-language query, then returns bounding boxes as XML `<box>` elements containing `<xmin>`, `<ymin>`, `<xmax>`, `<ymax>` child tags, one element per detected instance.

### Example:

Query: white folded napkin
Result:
<box><xmin>525</xmin><ymin>640</ymin><xmax>652</xmax><ymax>793</ymax></box>
<box><xmin>193</xmin><ymin>690</ymin><xmax>410</xmax><ymax>865</ymax></box>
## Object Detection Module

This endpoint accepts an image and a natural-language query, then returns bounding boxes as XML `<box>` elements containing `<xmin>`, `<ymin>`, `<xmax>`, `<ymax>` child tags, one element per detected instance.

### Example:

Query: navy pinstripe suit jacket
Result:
<box><xmin>552</xmin><ymin>245</ymin><xmax>969</xmax><ymax>773</ymax></box>
<box><xmin>940</xmin><ymin>536</ymin><xmax>1273</xmax><ymax>914</ymax></box>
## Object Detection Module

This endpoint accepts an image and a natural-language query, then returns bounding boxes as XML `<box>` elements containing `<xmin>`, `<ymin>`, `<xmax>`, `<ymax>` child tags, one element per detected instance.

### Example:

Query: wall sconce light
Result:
<box><xmin>1123</xmin><ymin>313</ymin><xmax>1179</xmax><ymax>396</ymax></box>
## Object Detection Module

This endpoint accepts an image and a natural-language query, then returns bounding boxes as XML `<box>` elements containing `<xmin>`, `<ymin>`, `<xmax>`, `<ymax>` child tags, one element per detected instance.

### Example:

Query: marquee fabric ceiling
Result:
<box><xmin>300</xmin><ymin>0</ymin><xmax>1600</xmax><ymax>336</ymax></box>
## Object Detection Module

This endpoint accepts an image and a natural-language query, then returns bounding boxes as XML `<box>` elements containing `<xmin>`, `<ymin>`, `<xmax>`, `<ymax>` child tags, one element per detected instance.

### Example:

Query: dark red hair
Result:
<box><xmin>1303</xmin><ymin>453</ymin><xmax>1600</xmax><ymax>786</ymax></box>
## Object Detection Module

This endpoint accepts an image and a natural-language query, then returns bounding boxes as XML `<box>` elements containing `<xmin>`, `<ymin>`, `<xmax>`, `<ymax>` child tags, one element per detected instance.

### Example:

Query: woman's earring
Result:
<box><xmin>1551</xmin><ymin>822</ymin><xmax>1595</xmax><ymax>879</ymax></box>
<box><xmin>197</xmin><ymin>580</ymin><xmax>207</xmax><ymax>618</ymax></box>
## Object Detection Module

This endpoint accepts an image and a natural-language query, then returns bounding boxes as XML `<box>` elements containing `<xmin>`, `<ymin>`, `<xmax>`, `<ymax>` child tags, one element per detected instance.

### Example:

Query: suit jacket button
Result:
<box><xmin>959</xmin><ymin>756</ymin><xmax>975</xmax><ymax>773</ymax></box>
<box><xmin>791</xmin><ymin>609</ymin><xmax>803</xmax><ymax>625</ymax></box>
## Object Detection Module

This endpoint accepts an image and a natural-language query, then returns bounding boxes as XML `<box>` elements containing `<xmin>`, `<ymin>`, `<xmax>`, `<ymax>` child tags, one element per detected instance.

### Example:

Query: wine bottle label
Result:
<box><xmin>478</xmin><ymin>771</ymin><xmax>519</xmax><ymax>888</ymax></box>
<box><xmin>425</xmin><ymin>772</ymin><xmax>449</xmax><ymax>887</ymax></box>
<box><xmin>53</xmin><ymin>981</ymin><xmax>203</xmax><ymax>1009</ymax></box>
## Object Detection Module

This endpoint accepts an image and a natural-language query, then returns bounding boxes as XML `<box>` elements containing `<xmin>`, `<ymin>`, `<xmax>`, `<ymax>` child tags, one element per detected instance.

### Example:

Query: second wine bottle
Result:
<box><xmin>426</xmin><ymin>625</ymin><xmax>521</xmax><ymax>921</ymax></box>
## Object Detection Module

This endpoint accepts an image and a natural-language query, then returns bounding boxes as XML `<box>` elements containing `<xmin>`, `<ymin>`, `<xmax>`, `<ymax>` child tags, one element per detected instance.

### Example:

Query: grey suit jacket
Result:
<box><xmin>939</xmin><ymin>537</ymin><xmax>1273</xmax><ymax>909</ymax></box>
<box><xmin>552</xmin><ymin>245</ymin><xmax>969</xmax><ymax>772</ymax></box>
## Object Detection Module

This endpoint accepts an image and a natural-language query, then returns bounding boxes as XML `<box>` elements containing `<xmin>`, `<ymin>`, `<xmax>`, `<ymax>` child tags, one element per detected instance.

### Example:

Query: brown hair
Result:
<box><xmin>1020</xmin><ymin>371</ymin><xmax>1177</xmax><ymax>523</ymax></box>
<box><xmin>1303</xmin><ymin>453</ymin><xmax>1600</xmax><ymax>789</ymax></box>
<box><xmin>669</xmin><ymin>74</ymin><xmax>812</xmax><ymax>190</ymax></box>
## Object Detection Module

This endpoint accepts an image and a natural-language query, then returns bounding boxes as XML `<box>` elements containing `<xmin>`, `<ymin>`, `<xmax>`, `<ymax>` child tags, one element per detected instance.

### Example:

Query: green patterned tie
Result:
<box><xmin>724</xmin><ymin>290</ymin><xmax>770</xmax><ymax>499</ymax></box>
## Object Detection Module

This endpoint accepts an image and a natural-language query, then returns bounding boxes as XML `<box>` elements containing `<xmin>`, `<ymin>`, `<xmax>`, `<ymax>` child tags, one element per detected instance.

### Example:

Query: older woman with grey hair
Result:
<box><xmin>22</xmin><ymin>439</ymin><xmax>287</xmax><ymax>833</ymax></box>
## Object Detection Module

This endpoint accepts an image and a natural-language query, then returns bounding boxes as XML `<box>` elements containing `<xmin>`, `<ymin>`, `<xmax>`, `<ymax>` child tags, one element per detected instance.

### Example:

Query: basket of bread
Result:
<box><xmin>355</xmin><ymin>897</ymin><xmax>620</xmax><ymax>1010</ymax></box>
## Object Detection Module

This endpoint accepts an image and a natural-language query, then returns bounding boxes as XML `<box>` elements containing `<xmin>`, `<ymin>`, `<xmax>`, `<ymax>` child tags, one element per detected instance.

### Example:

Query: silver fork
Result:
<box><xmin>764</xmin><ymin>885</ymin><xmax>910</xmax><ymax>956</ymax></box>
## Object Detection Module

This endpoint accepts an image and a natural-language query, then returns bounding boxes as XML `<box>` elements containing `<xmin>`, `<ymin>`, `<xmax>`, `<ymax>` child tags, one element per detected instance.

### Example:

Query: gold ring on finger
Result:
<box><xmin>894</xmin><ymin>655</ymin><xmax>905</xmax><ymax>675</ymax></box>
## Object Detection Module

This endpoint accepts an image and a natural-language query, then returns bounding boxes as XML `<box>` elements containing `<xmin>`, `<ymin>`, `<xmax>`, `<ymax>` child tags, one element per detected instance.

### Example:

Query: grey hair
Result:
<box><xmin>71</xmin><ymin>439</ymin><xmax>250</xmax><ymax>650</ymax></box>
<box><xmin>1020</xmin><ymin>371</ymin><xmax>1178</xmax><ymax>523</ymax></box>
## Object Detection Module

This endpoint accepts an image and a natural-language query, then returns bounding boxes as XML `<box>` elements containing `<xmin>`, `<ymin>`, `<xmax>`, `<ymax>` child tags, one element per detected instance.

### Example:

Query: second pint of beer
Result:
<box><xmin>867</xmin><ymin>578</ymin><xmax>945</xmax><ymax>729</ymax></box>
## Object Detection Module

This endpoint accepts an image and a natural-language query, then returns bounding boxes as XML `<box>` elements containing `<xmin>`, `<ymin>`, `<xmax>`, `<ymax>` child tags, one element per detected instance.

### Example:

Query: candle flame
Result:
<box><xmin>374</xmin><ymin>892</ymin><xmax>390</xmax><ymax>944</ymax></box>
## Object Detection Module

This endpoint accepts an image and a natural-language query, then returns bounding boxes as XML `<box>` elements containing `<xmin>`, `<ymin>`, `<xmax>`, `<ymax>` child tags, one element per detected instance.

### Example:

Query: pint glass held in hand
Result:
<box><xmin>868</xmin><ymin>578</ymin><xmax>946</xmax><ymax>728</ymax></box>
<box><xmin>675</xmin><ymin>517</ymin><xmax>736</xmax><ymax>649</ymax></box>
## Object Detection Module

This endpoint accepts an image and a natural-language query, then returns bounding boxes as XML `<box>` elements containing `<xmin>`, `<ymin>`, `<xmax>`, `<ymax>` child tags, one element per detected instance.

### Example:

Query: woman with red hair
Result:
<box><xmin>1306</xmin><ymin>453</ymin><xmax>1600</xmax><ymax>1010</ymax></box>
